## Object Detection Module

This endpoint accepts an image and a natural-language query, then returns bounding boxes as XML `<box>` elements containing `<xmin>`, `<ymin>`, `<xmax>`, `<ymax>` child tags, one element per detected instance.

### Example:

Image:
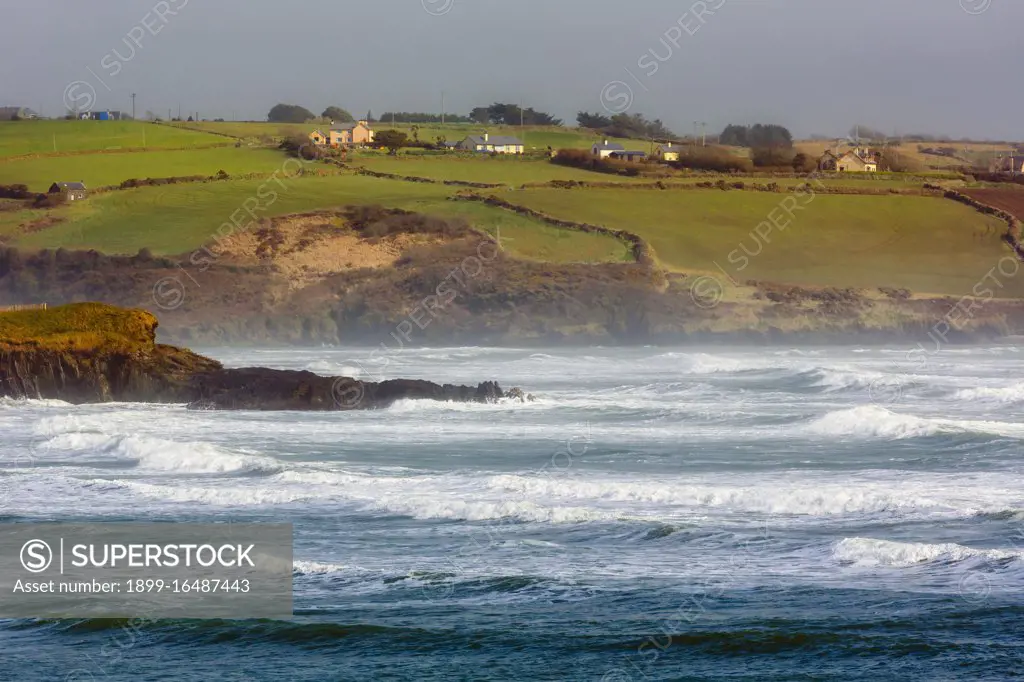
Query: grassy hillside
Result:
<box><xmin>353</xmin><ymin>155</ymin><xmax>651</xmax><ymax>185</ymax></box>
<box><xmin>794</xmin><ymin>139</ymin><xmax>1018</xmax><ymax>171</ymax></box>
<box><xmin>5</xmin><ymin>175</ymin><xmax>626</xmax><ymax>263</ymax></box>
<box><xmin>0</xmin><ymin>302</ymin><xmax>157</xmax><ymax>352</ymax></box>
<box><xmin>0</xmin><ymin>147</ymin><xmax>293</xmax><ymax>191</ymax></box>
<box><xmin>0</xmin><ymin>120</ymin><xmax>230</xmax><ymax>158</ymax></box>
<box><xmin>497</xmin><ymin>188</ymin><xmax>1013</xmax><ymax>296</ymax></box>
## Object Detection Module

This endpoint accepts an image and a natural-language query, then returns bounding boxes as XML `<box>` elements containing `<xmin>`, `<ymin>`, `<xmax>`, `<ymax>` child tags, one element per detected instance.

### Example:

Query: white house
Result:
<box><xmin>592</xmin><ymin>140</ymin><xmax>625</xmax><ymax>158</ymax></box>
<box><xmin>456</xmin><ymin>133</ymin><xmax>524</xmax><ymax>154</ymax></box>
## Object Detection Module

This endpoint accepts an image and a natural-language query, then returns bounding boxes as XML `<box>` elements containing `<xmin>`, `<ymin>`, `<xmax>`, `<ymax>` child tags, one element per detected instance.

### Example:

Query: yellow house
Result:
<box><xmin>655</xmin><ymin>144</ymin><xmax>683</xmax><ymax>162</ymax></box>
<box><xmin>329</xmin><ymin>120</ymin><xmax>375</xmax><ymax>147</ymax></box>
<box><xmin>818</xmin><ymin>148</ymin><xmax>877</xmax><ymax>172</ymax></box>
<box><xmin>309</xmin><ymin>129</ymin><xmax>328</xmax><ymax>146</ymax></box>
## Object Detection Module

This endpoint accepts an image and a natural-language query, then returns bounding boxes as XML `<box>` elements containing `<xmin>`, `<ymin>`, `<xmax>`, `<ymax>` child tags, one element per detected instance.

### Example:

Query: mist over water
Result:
<box><xmin>2</xmin><ymin>346</ymin><xmax>1023</xmax><ymax>680</ymax></box>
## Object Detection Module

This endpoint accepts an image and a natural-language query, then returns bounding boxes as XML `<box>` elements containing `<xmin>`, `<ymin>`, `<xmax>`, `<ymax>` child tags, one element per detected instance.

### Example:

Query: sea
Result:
<box><xmin>1</xmin><ymin>345</ymin><xmax>1022</xmax><ymax>681</ymax></box>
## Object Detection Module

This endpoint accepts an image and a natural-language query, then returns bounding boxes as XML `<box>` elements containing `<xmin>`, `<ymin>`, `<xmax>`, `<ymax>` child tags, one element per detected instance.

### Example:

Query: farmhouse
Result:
<box><xmin>592</xmin><ymin>140</ymin><xmax>625</xmax><ymax>158</ymax></box>
<box><xmin>329</xmin><ymin>120</ymin><xmax>375</xmax><ymax>146</ymax></box>
<box><xmin>456</xmin><ymin>133</ymin><xmax>524</xmax><ymax>154</ymax></box>
<box><xmin>309</xmin><ymin>129</ymin><xmax>328</xmax><ymax>146</ymax></box>
<box><xmin>654</xmin><ymin>144</ymin><xmax>684</xmax><ymax>162</ymax></box>
<box><xmin>49</xmin><ymin>182</ymin><xmax>88</xmax><ymax>201</ymax></box>
<box><xmin>818</xmin><ymin>148</ymin><xmax>877</xmax><ymax>173</ymax></box>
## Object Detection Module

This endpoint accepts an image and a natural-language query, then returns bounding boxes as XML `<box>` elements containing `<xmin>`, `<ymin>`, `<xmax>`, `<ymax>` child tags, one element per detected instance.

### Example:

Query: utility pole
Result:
<box><xmin>441</xmin><ymin>91</ymin><xmax>445</xmax><ymax>126</ymax></box>
<box><xmin>131</xmin><ymin>93</ymin><xmax>136</xmax><ymax>120</ymax></box>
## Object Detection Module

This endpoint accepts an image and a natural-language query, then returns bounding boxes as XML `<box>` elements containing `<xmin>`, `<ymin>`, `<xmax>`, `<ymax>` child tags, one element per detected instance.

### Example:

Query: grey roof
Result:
<box><xmin>610</xmin><ymin>150</ymin><xmax>647</xmax><ymax>156</ymax></box>
<box><xmin>55</xmin><ymin>182</ymin><xmax>87</xmax><ymax>190</ymax></box>
<box><xmin>656</xmin><ymin>144</ymin><xmax>683</xmax><ymax>152</ymax></box>
<box><xmin>594</xmin><ymin>142</ymin><xmax>625</xmax><ymax>151</ymax></box>
<box><xmin>463</xmin><ymin>135</ymin><xmax>524</xmax><ymax>146</ymax></box>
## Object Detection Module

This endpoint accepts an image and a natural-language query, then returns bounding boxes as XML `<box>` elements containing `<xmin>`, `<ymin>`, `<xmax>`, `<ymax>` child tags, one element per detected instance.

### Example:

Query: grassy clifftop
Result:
<box><xmin>0</xmin><ymin>303</ymin><xmax>158</xmax><ymax>352</ymax></box>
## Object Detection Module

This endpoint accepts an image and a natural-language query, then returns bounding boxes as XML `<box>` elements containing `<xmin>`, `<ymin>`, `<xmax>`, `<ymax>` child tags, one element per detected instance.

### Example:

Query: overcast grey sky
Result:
<box><xmin>2</xmin><ymin>0</ymin><xmax>1019</xmax><ymax>139</ymax></box>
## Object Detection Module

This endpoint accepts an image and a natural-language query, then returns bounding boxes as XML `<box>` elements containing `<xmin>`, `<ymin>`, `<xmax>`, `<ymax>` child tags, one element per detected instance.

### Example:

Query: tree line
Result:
<box><xmin>576</xmin><ymin>112</ymin><xmax>675</xmax><ymax>140</ymax></box>
<box><xmin>267</xmin><ymin>102</ymin><xmax>562</xmax><ymax>126</ymax></box>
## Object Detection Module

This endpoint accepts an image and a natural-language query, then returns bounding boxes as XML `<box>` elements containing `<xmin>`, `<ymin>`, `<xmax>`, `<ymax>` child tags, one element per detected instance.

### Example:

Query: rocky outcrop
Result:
<box><xmin>0</xmin><ymin>303</ymin><xmax>524</xmax><ymax>410</ymax></box>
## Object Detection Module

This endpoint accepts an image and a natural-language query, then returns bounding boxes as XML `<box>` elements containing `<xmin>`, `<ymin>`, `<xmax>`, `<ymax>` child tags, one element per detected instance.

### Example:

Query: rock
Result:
<box><xmin>0</xmin><ymin>303</ymin><xmax>527</xmax><ymax>411</ymax></box>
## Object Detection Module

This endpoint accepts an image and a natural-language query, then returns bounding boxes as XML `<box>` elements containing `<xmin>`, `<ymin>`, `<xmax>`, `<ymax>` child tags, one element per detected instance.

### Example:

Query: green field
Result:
<box><xmin>6</xmin><ymin>175</ymin><xmax>625</xmax><ymax>263</ymax></box>
<box><xmin>164</xmin><ymin>121</ymin><xmax>308</xmax><ymax>141</ymax></box>
<box><xmin>0</xmin><ymin>147</ymin><xmax>294</xmax><ymax>191</ymax></box>
<box><xmin>497</xmin><ymin>188</ymin><xmax>1014</xmax><ymax>296</ymax></box>
<box><xmin>0</xmin><ymin>121</ymin><xmax>230</xmax><ymax>158</ymax></box>
<box><xmin>354</xmin><ymin>155</ymin><xmax>652</xmax><ymax>185</ymax></box>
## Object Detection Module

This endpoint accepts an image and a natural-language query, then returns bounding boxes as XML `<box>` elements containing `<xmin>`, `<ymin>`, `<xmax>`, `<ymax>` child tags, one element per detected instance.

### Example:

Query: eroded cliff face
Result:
<box><xmin>0</xmin><ymin>344</ymin><xmax>221</xmax><ymax>404</ymax></box>
<box><xmin>0</xmin><ymin>303</ymin><xmax>519</xmax><ymax>410</ymax></box>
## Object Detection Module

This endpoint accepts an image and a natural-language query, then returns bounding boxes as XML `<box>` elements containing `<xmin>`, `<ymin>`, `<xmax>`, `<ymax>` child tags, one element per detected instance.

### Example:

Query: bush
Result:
<box><xmin>345</xmin><ymin>205</ymin><xmax>473</xmax><ymax>240</ymax></box>
<box><xmin>671</xmin><ymin>148</ymin><xmax>753</xmax><ymax>173</ymax></box>
<box><xmin>0</xmin><ymin>184</ymin><xmax>33</xmax><ymax>200</ymax></box>
<box><xmin>751</xmin><ymin>147</ymin><xmax>796</xmax><ymax>168</ymax></box>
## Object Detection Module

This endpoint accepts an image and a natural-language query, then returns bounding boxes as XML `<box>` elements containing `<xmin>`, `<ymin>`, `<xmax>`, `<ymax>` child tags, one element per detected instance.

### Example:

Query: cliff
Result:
<box><xmin>0</xmin><ymin>303</ymin><xmax>517</xmax><ymax>410</ymax></box>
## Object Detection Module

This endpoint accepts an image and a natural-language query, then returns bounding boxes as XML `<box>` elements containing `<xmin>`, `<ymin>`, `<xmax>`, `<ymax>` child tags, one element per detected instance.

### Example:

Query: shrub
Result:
<box><xmin>751</xmin><ymin>147</ymin><xmax>796</xmax><ymax>168</ymax></box>
<box><xmin>0</xmin><ymin>184</ymin><xmax>33</xmax><ymax>200</ymax></box>
<box><xmin>671</xmin><ymin>148</ymin><xmax>753</xmax><ymax>173</ymax></box>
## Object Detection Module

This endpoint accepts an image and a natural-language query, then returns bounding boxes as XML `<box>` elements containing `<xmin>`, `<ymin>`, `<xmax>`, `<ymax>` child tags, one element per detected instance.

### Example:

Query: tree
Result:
<box><xmin>603</xmin><ymin>113</ymin><xmax>674</xmax><ymax>140</ymax></box>
<box><xmin>577</xmin><ymin>111</ymin><xmax>613</xmax><ymax>129</ymax></box>
<box><xmin>719</xmin><ymin>124</ymin><xmax>749</xmax><ymax>146</ymax></box>
<box><xmin>366</xmin><ymin>110</ymin><xmax>374</xmax><ymax>122</ymax></box>
<box><xmin>268</xmin><ymin>103</ymin><xmax>316</xmax><ymax>123</ymax></box>
<box><xmin>480</xmin><ymin>102</ymin><xmax>562</xmax><ymax>126</ymax></box>
<box><xmin>469</xmin><ymin>107</ymin><xmax>490</xmax><ymax>124</ymax></box>
<box><xmin>751</xmin><ymin>146</ymin><xmax>795</xmax><ymax>168</ymax></box>
<box><xmin>791</xmin><ymin>152</ymin><xmax>815</xmax><ymax>172</ymax></box>
<box><xmin>374</xmin><ymin>129</ymin><xmax>409</xmax><ymax>155</ymax></box>
<box><xmin>720</xmin><ymin>124</ymin><xmax>792</xmax><ymax>149</ymax></box>
<box><xmin>322</xmin><ymin>106</ymin><xmax>354</xmax><ymax>122</ymax></box>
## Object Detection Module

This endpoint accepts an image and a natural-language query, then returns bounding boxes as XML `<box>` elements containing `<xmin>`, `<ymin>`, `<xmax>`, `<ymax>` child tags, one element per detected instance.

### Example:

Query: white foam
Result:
<box><xmin>112</xmin><ymin>436</ymin><xmax>277</xmax><ymax>474</ymax></box>
<box><xmin>293</xmin><ymin>560</ymin><xmax>350</xmax><ymax>575</ymax></box>
<box><xmin>834</xmin><ymin>537</ymin><xmax>1024</xmax><ymax>568</ymax></box>
<box><xmin>810</xmin><ymin>368</ymin><xmax>905</xmax><ymax>392</ymax></box>
<box><xmin>804</xmin><ymin>405</ymin><xmax>1024</xmax><ymax>440</ymax></box>
<box><xmin>955</xmin><ymin>383</ymin><xmax>1024</xmax><ymax>404</ymax></box>
<box><xmin>0</xmin><ymin>397</ymin><xmax>72</xmax><ymax>409</ymax></box>
<box><xmin>385</xmin><ymin>396</ymin><xmax>532</xmax><ymax>413</ymax></box>
<box><xmin>804</xmin><ymin>406</ymin><xmax>944</xmax><ymax>439</ymax></box>
<box><xmin>483</xmin><ymin>473</ymin><xmax>958</xmax><ymax>517</ymax></box>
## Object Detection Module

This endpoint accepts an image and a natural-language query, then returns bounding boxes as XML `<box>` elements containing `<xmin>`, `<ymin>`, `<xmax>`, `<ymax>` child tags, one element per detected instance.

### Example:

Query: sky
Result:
<box><xmin>2</xmin><ymin>0</ymin><xmax>1020</xmax><ymax>139</ymax></box>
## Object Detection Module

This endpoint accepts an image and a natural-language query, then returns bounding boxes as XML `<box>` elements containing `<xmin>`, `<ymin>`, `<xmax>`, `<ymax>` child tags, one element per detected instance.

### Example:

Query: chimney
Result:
<box><xmin>484</xmin><ymin>133</ymin><xmax>489</xmax><ymax>142</ymax></box>
<box><xmin>603</xmin><ymin>139</ymin><xmax>608</xmax><ymax>145</ymax></box>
